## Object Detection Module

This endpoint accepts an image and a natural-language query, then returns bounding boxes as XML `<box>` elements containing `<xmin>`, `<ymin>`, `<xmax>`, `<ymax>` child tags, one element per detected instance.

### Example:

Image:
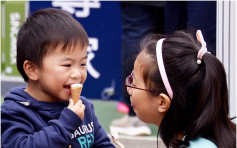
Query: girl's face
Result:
<box><xmin>27</xmin><ymin>43</ymin><xmax>87</xmax><ymax>102</ymax></box>
<box><xmin>127</xmin><ymin>53</ymin><xmax>162</xmax><ymax>126</ymax></box>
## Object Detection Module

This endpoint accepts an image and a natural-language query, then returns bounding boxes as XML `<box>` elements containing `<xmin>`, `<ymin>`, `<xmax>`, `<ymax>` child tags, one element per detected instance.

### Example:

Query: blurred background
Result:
<box><xmin>1</xmin><ymin>1</ymin><xmax>236</xmax><ymax>147</ymax></box>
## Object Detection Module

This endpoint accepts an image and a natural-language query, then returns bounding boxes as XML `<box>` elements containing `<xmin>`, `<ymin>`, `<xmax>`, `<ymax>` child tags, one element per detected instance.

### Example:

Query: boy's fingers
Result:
<box><xmin>81</xmin><ymin>104</ymin><xmax>86</xmax><ymax>111</ymax></box>
<box><xmin>75</xmin><ymin>99</ymin><xmax>82</xmax><ymax>106</ymax></box>
<box><xmin>68</xmin><ymin>98</ymin><xmax>74</xmax><ymax>107</ymax></box>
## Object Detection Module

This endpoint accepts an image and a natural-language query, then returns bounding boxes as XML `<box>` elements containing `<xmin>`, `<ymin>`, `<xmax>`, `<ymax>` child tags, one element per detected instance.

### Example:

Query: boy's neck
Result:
<box><xmin>25</xmin><ymin>82</ymin><xmax>40</xmax><ymax>101</ymax></box>
<box><xmin>25</xmin><ymin>81</ymin><xmax>49</xmax><ymax>102</ymax></box>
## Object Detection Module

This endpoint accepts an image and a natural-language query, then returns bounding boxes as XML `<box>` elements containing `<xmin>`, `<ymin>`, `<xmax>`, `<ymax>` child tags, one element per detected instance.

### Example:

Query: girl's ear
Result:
<box><xmin>23</xmin><ymin>60</ymin><xmax>39</xmax><ymax>81</ymax></box>
<box><xmin>157</xmin><ymin>93</ymin><xmax>171</xmax><ymax>113</ymax></box>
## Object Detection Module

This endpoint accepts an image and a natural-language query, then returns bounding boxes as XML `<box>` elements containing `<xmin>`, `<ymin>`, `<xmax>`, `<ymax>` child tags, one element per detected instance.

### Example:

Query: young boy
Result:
<box><xmin>1</xmin><ymin>8</ymin><xmax>115</xmax><ymax>148</ymax></box>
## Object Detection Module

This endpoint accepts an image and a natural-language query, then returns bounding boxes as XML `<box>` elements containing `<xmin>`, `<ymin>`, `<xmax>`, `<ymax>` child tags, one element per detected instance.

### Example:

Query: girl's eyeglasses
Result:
<box><xmin>125</xmin><ymin>71</ymin><xmax>159</xmax><ymax>96</ymax></box>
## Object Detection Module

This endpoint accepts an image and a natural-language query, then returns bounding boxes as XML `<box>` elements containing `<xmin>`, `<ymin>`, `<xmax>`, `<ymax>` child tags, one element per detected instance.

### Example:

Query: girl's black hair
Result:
<box><xmin>139</xmin><ymin>30</ymin><xmax>236</xmax><ymax>148</ymax></box>
<box><xmin>17</xmin><ymin>8</ymin><xmax>89</xmax><ymax>82</ymax></box>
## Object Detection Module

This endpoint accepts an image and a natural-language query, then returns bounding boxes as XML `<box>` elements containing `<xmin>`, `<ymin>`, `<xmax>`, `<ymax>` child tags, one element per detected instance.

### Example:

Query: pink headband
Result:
<box><xmin>156</xmin><ymin>38</ymin><xmax>173</xmax><ymax>99</ymax></box>
<box><xmin>196</xmin><ymin>30</ymin><xmax>210</xmax><ymax>64</ymax></box>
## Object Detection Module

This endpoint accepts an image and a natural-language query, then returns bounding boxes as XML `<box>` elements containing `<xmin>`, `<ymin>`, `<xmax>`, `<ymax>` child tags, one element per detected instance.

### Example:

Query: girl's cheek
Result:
<box><xmin>127</xmin><ymin>88</ymin><xmax>133</xmax><ymax>96</ymax></box>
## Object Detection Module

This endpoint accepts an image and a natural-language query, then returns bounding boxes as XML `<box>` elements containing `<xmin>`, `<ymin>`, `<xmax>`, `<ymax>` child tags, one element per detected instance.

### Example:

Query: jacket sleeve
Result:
<box><xmin>89</xmin><ymin>103</ymin><xmax>115</xmax><ymax>148</ymax></box>
<box><xmin>1</xmin><ymin>107</ymin><xmax>81</xmax><ymax>148</ymax></box>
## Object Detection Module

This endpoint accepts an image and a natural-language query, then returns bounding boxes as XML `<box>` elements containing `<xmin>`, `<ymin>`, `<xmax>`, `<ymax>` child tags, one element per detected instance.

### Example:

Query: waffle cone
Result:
<box><xmin>70</xmin><ymin>84</ymin><xmax>83</xmax><ymax>104</ymax></box>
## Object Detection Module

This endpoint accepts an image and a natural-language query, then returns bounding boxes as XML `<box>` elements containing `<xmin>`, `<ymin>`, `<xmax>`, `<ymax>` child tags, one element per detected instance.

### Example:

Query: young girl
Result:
<box><xmin>125</xmin><ymin>30</ymin><xmax>236</xmax><ymax>148</ymax></box>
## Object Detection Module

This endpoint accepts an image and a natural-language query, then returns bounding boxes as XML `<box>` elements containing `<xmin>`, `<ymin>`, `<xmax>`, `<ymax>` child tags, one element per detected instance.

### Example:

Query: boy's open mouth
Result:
<box><xmin>63</xmin><ymin>84</ymin><xmax>71</xmax><ymax>94</ymax></box>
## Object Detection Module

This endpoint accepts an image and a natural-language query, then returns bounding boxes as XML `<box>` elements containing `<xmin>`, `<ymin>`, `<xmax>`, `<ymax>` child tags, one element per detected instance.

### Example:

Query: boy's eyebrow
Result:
<box><xmin>61</xmin><ymin>55</ymin><xmax>88</xmax><ymax>61</ymax></box>
<box><xmin>61</xmin><ymin>56</ymin><xmax>73</xmax><ymax>61</ymax></box>
<box><xmin>82</xmin><ymin>55</ymin><xmax>88</xmax><ymax>59</ymax></box>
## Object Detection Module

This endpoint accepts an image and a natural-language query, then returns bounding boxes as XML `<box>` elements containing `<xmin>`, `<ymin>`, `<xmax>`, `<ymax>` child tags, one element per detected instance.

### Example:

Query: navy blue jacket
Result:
<box><xmin>1</xmin><ymin>87</ymin><xmax>115</xmax><ymax>148</ymax></box>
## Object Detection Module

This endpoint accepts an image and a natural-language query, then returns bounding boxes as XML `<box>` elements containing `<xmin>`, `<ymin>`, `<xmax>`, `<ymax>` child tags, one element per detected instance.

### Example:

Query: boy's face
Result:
<box><xmin>33</xmin><ymin>43</ymin><xmax>87</xmax><ymax>102</ymax></box>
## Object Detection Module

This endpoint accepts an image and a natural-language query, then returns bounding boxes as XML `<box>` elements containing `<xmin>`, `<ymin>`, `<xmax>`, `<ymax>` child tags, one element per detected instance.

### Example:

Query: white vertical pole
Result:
<box><xmin>217</xmin><ymin>1</ymin><xmax>236</xmax><ymax>123</ymax></box>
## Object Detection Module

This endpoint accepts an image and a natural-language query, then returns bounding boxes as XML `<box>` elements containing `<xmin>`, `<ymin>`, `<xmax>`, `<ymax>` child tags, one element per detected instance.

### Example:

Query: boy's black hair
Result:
<box><xmin>139</xmin><ymin>30</ymin><xmax>236</xmax><ymax>148</ymax></box>
<box><xmin>17</xmin><ymin>8</ymin><xmax>89</xmax><ymax>82</ymax></box>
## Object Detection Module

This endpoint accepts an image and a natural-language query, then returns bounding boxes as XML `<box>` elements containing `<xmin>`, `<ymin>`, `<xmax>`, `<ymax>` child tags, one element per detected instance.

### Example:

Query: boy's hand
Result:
<box><xmin>67</xmin><ymin>99</ymin><xmax>85</xmax><ymax>120</ymax></box>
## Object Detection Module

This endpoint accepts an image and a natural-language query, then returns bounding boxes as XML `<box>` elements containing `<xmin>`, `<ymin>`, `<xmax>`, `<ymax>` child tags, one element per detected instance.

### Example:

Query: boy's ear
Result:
<box><xmin>23</xmin><ymin>60</ymin><xmax>39</xmax><ymax>81</ymax></box>
<box><xmin>157</xmin><ymin>93</ymin><xmax>171</xmax><ymax>113</ymax></box>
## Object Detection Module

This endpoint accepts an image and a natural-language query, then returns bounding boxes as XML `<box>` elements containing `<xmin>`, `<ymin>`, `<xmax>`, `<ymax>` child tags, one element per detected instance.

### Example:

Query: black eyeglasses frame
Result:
<box><xmin>125</xmin><ymin>71</ymin><xmax>159</xmax><ymax>96</ymax></box>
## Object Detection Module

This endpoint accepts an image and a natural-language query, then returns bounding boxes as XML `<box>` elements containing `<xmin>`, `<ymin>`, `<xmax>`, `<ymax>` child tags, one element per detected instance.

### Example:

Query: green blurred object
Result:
<box><xmin>1</xmin><ymin>1</ymin><xmax>27</xmax><ymax>76</ymax></box>
<box><xmin>1</xmin><ymin>97</ymin><xmax>4</xmax><ymax>104</ymax></box>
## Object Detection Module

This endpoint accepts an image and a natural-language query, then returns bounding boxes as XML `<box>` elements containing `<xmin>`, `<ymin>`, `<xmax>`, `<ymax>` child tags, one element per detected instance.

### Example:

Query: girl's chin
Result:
<box><xmin>132</xmin><ymin>106</ymin><xmax>135</xmax><ymax>111</ymax></box>
<box><xmin>131</xmin><ymin>104</ymin><xmax>136</xmax><ymax>110</ymax></box>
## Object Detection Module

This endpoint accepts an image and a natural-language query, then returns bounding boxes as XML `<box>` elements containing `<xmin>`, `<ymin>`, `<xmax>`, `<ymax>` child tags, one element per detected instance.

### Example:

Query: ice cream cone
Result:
<box><xmin>70</xmin><ymin>84</ymin><xmax>83</xmax><ymax>104</ymax></box>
